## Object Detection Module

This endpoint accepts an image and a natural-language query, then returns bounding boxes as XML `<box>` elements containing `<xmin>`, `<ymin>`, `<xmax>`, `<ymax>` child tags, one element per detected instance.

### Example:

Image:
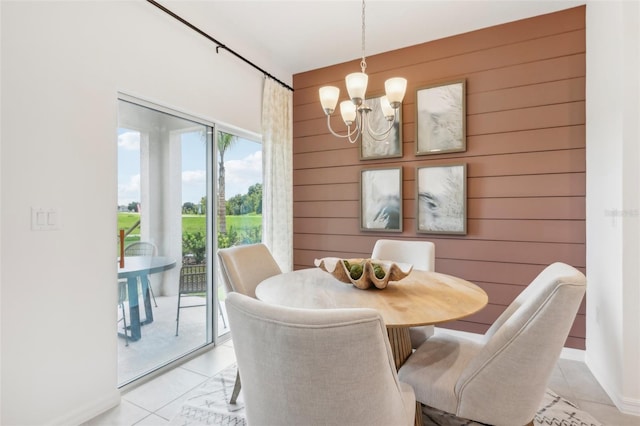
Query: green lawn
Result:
<box><xmin>117</xmin><ymin>212</ymin><xmax>262</xmax><ymax>237</ymax></box>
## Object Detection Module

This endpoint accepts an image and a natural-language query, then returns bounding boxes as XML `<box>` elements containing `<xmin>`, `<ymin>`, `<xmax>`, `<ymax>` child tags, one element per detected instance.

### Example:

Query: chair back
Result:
<box><xmin>454</xmin><ymin>262</ymin><xmax>586</xmax><ymax>424</ymax></box>
<box><xmin>225</xmin><ymin>292</ymin><xmax>415</xmax><ymax>426</ymax></box>
<box><xmin>372</xmin><ymin>239</ymin><xmax>435</xmax><ymax>271</ymax></box>
<box><xmin>124</xmin><ymin>241</ymin><xmax>157</xmax><ymax>256</ymax></box>
<box><xmin>179</xmin><ymin>264</ymin><xmax>207</xmax><ymax>294</ymax></box>
<box><xmin>117</xmin><ymin>281</ymin><xmax>128</xmax><ymax>305</ymax></box>
<box><xmin>217</xmin><ymin>243</ymin><xmax>282</xmax><ymax>298</ymax></box>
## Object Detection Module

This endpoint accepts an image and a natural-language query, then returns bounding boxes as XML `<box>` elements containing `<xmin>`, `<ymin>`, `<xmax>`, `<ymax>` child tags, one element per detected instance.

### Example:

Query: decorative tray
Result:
<box><xmin>314</xmin><ymin>257</ymin><xmax>413</xmax><ymax>290</ymax></box>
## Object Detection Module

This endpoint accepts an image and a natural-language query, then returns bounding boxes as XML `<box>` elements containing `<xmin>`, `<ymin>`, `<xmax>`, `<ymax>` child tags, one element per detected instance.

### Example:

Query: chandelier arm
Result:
<box><xmin>362</xmin><ymin>110</ymin><xmax>397</xmax><ymax>141</ymax></box>
<box><xmin>325</xmin><ymin>114</ymin><xmax>361</xmax><ymax>143</ymax></box>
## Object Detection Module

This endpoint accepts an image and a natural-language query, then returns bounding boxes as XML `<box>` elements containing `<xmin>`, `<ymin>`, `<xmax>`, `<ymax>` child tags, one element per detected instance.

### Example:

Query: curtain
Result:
<box><xmin>262</xmin><ymin>77</ymin><xmax>293</xmax><ymax>272</ymax></box>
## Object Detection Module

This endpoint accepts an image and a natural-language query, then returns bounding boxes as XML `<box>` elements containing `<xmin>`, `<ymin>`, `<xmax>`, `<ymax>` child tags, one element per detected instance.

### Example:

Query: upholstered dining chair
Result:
<box><xmin>372</xmin><ymin>239</ymin><xmax>436</xmax><ymax>348</ymax></box>
<box><xmin>217</xmin><ymin>243</ymin><xmax>282</xmax><ymax>404</ymax></box>
<box><xmin>226</xmin><ymin>292</ymin><xmax>416</xmax><ymax>426</ymax></box>
<box><xmin>398</xmin><ymin>262</ymin><xmax>586</xmax><ymax>426</ymax></box>
<box><xmin>124</xmin><ymin>241</ymin><xmax>158</xmax><ymax>307</ymax></box>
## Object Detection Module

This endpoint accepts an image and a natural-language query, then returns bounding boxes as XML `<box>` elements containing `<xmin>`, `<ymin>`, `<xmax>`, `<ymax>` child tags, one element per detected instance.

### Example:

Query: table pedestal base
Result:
<box><xmin>387</xmin><ymin>327</ymin><xmax>423</xmax><ymax>426</ymax></box>
<box><xmin>387</xmin><ymin>327</ymin><xmax>412</xmax><ymax>370</ymax></box>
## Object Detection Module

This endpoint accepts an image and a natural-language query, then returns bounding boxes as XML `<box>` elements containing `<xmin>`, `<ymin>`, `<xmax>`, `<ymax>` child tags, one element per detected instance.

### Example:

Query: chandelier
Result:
<box><xmin>319</xmin><ymin>0</ymin><xmax>407</xmax><ymax>144</ymax></box>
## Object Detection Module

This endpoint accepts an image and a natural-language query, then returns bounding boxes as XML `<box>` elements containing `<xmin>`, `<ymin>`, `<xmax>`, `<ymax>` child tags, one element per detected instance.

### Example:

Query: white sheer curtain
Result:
<box><xmin>262</xmin><ymin>77</ymin><xmax>293</xmax><ymax>272</ymax></box>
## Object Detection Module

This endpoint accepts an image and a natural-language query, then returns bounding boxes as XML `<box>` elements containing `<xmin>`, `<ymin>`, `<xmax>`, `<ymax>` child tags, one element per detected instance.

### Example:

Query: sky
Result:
<box><xmin>117</xmin><ymin>129</ymin><xmax>262</xmax><ymax>207</ymax></box>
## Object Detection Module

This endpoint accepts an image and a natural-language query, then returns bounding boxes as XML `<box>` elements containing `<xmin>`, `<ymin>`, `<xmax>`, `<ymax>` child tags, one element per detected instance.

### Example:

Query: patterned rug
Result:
<box><xmin>170</xmin><ymin>364</ymin><xmax>602</xmax><ymax>426</ymax></box>
<box><xmin>170</xmin><ymin>365</ymin><xmax>245</xmax><ymax>426</ymax></box>
<box><xmin>422</xmin><ymin>389</ymin><xmax>603</xmax><ymax>426</ymax></box>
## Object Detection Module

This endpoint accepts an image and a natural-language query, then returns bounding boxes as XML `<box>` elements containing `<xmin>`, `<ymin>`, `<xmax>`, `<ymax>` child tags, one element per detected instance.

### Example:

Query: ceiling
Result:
<box><xmin>159</xmin><ymin>0</ymin><xmax>585</xmax><ymax>79</ymax></box>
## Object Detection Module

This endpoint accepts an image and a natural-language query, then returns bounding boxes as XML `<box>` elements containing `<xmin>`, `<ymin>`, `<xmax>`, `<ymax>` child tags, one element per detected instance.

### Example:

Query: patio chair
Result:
<box><xmin>175</xmin><ymin>254</ymin><xmax>229</xmax><ymax>336</ymax></box>
<box><xmin>124</xmin><ymin>241</ymin><xmax>159</xmax><ymax>307</ymax></box>
<box><xmin>117</xmin><ymin>280</ymin><xmax>129</xmax><ymax>346</ymax></box>
<box><xmin>175</xmin><ymin>263</ymin><xmax>206</xmax><ymax>336</ymax></box>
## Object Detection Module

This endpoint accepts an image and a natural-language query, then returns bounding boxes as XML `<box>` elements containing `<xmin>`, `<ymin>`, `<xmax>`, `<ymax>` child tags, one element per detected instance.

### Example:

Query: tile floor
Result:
<box><xmin>87</xmin><ymin>340</ymin><xmax>640</xmax><ymax>426</ymax></box>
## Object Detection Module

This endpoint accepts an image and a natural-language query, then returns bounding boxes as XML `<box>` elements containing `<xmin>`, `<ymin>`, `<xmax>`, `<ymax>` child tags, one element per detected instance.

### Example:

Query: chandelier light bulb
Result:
<box><xmin>379</xmin><ymin>96</ymin><xmax>395</xmax><ymax>120</ymax></box>
<box><xmin>384</xmin><ymin>77</ymin><xmax>407</xmax><ymax>108</ymax></box>
<box><xmin>340</xmin><ymin>100</ymin><xmax>357</xmax><ymax>125</ymax></box>
<box><xmin>345</xmin><ymin>72</ymin><xmax>368</xmax><ymax>105</ymax></box>
<box><xmin>319</xmin><ymin>86</ymin><xmax>340</xmax><ymax>115</ymax></box>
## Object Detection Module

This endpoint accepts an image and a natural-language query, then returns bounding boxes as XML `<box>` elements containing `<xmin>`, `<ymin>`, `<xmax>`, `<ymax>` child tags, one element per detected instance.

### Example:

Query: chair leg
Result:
<box><xmin>175</xmin><ymin>293</ymin><xmax>181</xmax><ymax>336</ymax></box>
<box><xmin>230</xmin><ymin>370</ymin><xmax>241</xmax><ymax>404</ymax></box>
<box><xmin>218</xmin><ymin>300</ymin><xmax>227</xmax><ymax>328</ymax></box>
<box><xmin>121</xmin><ymin>304</ymin><xmax>129</xmax><ymax>347</ymax></box>
<box><xmin>414</xmin><ymin>401</ymin><xmax>423</xmax><ymax>426</ymax></box>
<box><xmin>149</xmin><ymin>284</ymin><xmax>158</xmax><ymax>307</ymax></box>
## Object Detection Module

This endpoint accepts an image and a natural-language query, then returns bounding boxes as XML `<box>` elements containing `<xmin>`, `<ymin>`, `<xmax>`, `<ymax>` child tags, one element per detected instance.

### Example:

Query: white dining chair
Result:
<box><xmin>217</xmin><ymin>243</ymin><xmax>282</xmax><ymax>405</ymax></box>
<box><xmin>226</xmin><ymin>292</ymin><xmax>416</xmax><ymax>426</ymax></box>
<box><xmin>398</xmin><ymin>262</ymin><xmax>586</xmax><ymax>426</ymax></box>
<box><xmin>372</xmin><ymin>239</ymin><xmax>436</xmax><ymax>348</ymax></box>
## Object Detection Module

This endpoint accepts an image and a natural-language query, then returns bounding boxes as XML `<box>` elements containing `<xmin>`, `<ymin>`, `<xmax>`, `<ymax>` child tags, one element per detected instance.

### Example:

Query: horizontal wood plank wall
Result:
<box><xmin>292</xmin><ymin>7</ymin><xmax>586</xmax><ymax>349</ymax></box>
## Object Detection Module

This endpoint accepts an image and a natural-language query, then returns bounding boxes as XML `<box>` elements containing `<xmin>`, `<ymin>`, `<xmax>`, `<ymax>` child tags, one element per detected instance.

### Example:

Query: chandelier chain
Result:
<box><xmin>360</xmin><ymin>0</ymin><xmax>367</xmax><ymax>73</ymax></box>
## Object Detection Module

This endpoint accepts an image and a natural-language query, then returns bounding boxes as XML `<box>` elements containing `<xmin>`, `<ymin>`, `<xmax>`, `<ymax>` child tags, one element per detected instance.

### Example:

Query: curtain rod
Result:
<box><xmin>146</xmin><ymin>0</ymin><xmax>294</xmax><ymax>92</ymax></box>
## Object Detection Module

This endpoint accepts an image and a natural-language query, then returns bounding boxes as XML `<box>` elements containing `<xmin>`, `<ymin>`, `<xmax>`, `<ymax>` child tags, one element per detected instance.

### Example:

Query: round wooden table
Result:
<box><xmin>256</xmin><ymin>267</ymin><xmax>488</xmax><ymax>369</ymax></box>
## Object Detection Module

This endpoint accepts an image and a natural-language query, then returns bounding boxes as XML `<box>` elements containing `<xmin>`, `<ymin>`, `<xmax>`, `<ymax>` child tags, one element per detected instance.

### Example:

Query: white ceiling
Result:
<box><xmin>160</xmin><ymin>0</ymin><xmax>585</xmax><ymax>79</ymax></box>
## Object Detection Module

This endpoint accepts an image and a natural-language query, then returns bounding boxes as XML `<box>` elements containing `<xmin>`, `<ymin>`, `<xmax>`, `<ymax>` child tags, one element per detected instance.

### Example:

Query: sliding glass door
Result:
<box><xmin>116</xmin><ymin>97</ymin><xmax>218</xmax><ymax>386</ymax></box>
<box><xmin>215</xmin><ymin>129</ymin><xmax>263</xmax><ymax>335</ymax></box>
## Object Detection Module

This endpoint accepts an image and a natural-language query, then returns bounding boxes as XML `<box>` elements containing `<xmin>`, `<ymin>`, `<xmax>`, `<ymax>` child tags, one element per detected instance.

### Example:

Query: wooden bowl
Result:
<box><xmin>314</xmin><ymin>257</ymin><xmax>413</xmax><ymax>289</ymax></box>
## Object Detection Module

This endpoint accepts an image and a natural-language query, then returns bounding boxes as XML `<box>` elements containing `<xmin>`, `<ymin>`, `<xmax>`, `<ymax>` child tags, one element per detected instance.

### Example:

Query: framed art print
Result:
<box><xmin>360</xmin><ymin>167</ymin><xmax>403</xmax><ymax>232</ymax></box>
<box><xmin>416</xmin><ymin>164</ymin><xmax>466</xmax><ymax>235</ymax></box>
<box><xmin>416</xmin><ymin>79</ymin><xmax>466</xmax><ymax>155</ymax></box>
<box><xmin>360</xmin><ymin>95</ymin><xmax>402</xmax><ymax>160</ymax></box>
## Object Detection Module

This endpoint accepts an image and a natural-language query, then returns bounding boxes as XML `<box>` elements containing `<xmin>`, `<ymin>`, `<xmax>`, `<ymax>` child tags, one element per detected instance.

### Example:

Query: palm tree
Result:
<box><xmin>218</xmin><ymin>131</ymin><xmax>237</xmax><ymax>234</ymax></box>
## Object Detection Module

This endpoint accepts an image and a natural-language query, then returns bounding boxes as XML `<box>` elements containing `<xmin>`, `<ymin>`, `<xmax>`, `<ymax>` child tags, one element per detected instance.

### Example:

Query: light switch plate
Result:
<box><xmin>31</xmin><ymin>207</ymin><xmax>61</xmax><ymax>231</ymax></box>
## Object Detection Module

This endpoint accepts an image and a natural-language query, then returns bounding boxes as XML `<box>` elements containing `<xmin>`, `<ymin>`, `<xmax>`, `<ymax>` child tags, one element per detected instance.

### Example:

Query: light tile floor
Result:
<box><xmin>88</xmin><ymin>341</ymin><xmax>640</xmax><ymax>426</ymax></box>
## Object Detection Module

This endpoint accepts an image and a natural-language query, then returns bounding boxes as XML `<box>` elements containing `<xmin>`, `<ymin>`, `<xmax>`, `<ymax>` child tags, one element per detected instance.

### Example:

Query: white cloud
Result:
<box><xmin>183</xmin><ymin>170</ymin><xmax>206</xmax><ymax>184</ymax></box>
<box><xmin>182</xmin><ymin>170</ymin><xmax>207</xmax><ymax>203</ymax></box>
<box><xmin>224</xmin><ymin>151</ymin><xmax>262</xmax><ymax>197</ymax></box>
<box><xmin>118</xmin><ymin>131</ymin><xmax>140</xmax><ymax>150</ymax></box>
<box><xmin>118</xmin><ymin>174</ymin><xmax>140</xmax><ymax>205</ymax></box>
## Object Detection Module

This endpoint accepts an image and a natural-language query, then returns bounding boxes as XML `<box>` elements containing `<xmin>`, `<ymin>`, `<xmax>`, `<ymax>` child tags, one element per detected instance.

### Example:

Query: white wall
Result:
<box><xmin>0</xmin><ymin>1</ymin><xmax>289</xmax><ymax>424</ymax></box>
<box><xmin>585</xmin><ymin>0</ymin><xmax>640</xmax><ymax>416</ymax></box>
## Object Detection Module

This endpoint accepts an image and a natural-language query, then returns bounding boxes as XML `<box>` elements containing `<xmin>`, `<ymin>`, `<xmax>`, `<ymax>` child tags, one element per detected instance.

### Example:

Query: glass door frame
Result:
<box><xmin>118</xmin><ymin>92</ymin><xmax>223</xmax><ymax>383</ymax></box>
<box><xmin>212</xmin><ymin>123</ymin><xmax>263</xmax><ymax>344</ymax></box>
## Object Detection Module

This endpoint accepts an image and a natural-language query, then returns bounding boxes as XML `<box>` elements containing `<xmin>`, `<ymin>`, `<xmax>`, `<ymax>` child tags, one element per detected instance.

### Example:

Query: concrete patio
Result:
<box><xmin>117</xmin><ymin>290</ymin><xmax>230</xmax><ymax>386</ymax></box>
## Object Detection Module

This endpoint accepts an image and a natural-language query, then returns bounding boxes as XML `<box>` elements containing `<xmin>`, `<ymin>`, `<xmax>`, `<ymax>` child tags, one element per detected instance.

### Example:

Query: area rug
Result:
<box><xmin>171</xmin><ymin>364</ymin><xmax>602</xmax><ymax>426</ymax></box>
<box><xmin>169</xmin><ymin>364</ymin><xmax>245</xmax><ymax>426</ymax></box>
<box><xmin>421</xmin><ymin>389</ymin><xmax>603</xmax><ymax>426</ymax></box>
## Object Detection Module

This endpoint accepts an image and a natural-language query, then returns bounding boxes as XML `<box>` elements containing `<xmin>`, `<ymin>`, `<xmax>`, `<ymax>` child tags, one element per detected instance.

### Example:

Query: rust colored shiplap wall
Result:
<box><xmin>292</xmin><ymin>7</ymin><xmax>586</xmax><ymax>348</ymax></box>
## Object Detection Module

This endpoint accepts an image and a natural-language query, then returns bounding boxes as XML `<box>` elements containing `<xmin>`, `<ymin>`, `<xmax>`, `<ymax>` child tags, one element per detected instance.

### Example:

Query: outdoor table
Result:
<box><xmin>118</xmin><ymin>256</ymin><xmax>176</xmax><ymax>341</ymax></box>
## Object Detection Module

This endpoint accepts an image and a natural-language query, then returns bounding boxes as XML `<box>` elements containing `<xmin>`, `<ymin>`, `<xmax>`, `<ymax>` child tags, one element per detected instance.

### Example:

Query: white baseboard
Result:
<box><xmin>617</xmin><ymin>395</ymin><xmax>640</xmax><ymax>417</ymax></box>
<box><xmin>559</xmin><ymin>346</ymin><xmax>585</xmax><ymax>362</ymax></box>
<box><xmin>585</xmin><ymin>355</ymin><xmax>640</xmax><ymax>417</ymax></box>
<box><xmin>49</xmin><ymin>390</ymin><xmax>120</xmax><ymax>426</ymax></box>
